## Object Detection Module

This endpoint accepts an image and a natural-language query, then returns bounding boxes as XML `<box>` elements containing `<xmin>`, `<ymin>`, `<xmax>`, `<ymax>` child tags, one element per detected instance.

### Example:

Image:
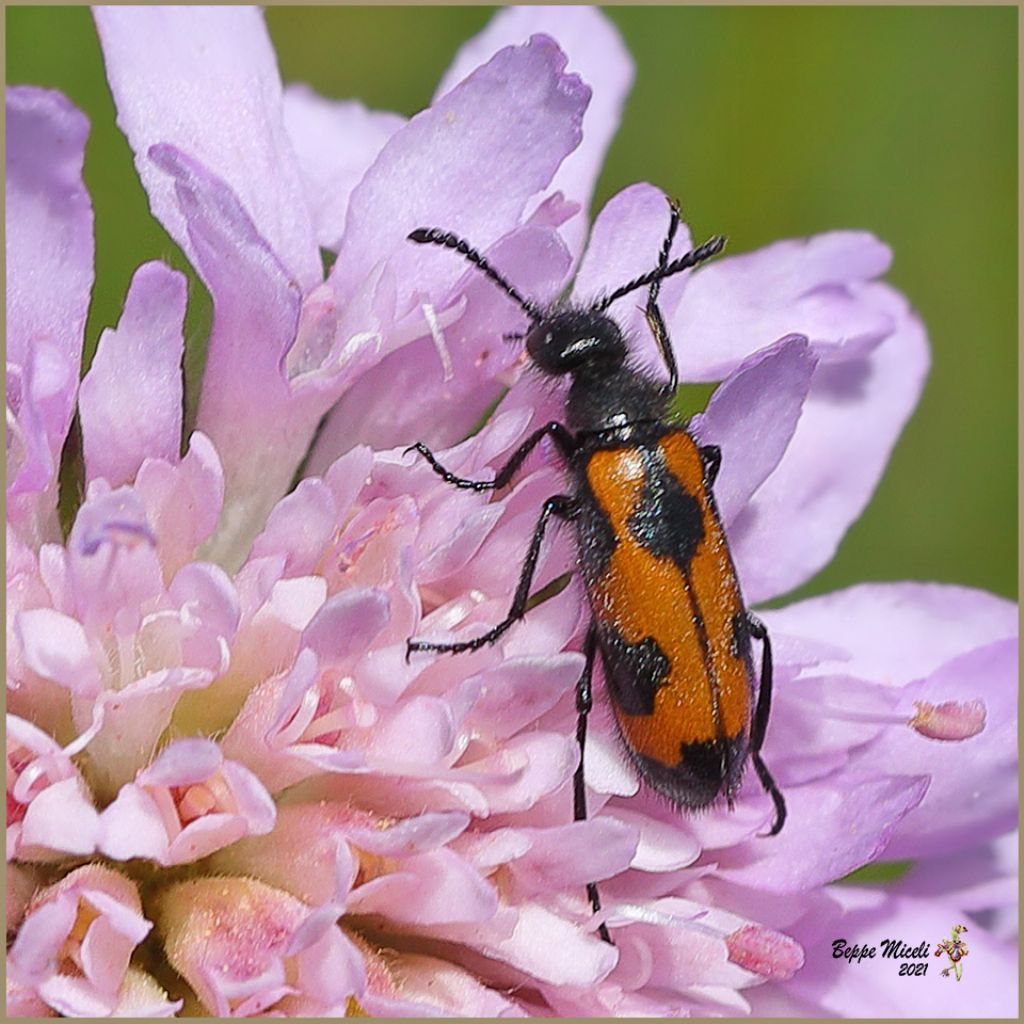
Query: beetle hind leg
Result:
<box><xmin>747</xmin><ymin>612</ymin><xmax>786</xmax><ymax>836</ymax></box>
<box><xmin>576</xmin><ymin>624</ymin><xmax>613</xmax><ymax>945</ymax></box>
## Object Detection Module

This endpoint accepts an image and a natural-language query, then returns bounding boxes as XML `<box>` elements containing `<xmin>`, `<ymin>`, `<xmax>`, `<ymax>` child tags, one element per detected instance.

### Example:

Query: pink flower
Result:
<box><xmin>6</xmin><ymin>5</ymin><xmax>1016</xmax><ymax>1018</ymax></box>
<box><xmin>99</xmin><ymin>738</ymin><xmax>276</xmax><ymax>865</ymax></box>
<box><xmin>7</xmin><ymin>864</ymin><xmax>179</xmax><ymax>1017</ymax></box>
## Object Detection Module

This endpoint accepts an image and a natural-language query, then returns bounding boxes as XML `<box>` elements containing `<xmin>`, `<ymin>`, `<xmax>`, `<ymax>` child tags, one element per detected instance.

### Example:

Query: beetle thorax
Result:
<box><xmin>566</xmin><ymin>367</ymin><xmax>669</xmax><ymax>435</ymax></box>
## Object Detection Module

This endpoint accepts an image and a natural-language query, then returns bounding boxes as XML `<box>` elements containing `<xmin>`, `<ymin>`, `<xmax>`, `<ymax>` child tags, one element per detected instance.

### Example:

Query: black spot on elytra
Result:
<box><xmin>599</xmin><ymin>631</ymin><xmax>670</xmax><ymax>716</ymax></box>
<box><xmin>626</xmin><ymin>450</ymin><xmax>704</xmax><ymax>573</ymax></box>
<box><xmin>631</xmin><ymin>734</ymin><xmax>748</xmax><ymax>810</ymax></box>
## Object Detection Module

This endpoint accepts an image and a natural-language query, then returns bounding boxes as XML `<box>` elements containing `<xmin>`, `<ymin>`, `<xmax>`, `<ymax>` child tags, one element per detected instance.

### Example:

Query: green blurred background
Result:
<box><xmin>7</xmin><ymin>6</ymin><xmax>1017</xmax><ymax>602</ymax></box>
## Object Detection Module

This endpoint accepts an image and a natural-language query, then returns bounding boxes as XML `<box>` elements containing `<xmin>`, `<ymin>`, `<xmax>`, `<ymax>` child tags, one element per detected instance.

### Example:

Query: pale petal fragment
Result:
<box><xmin>436</xmin><ymin>6</ymin><xmax>633</xmax><ymax>261</ymax></box>
<box><xmin>6</xmin><ymin>87</ymin><xmax>94</xmax><ymax>541</ymax></box>
<box><xmin>93</xmin><ymin>5</ymin><xmax>319</xmax><ymax>289</ymax></box>
<box><xmin>329</xmin><ymin>34</ymin><xmax>589</xmax><ymax>312</ymax></box>
<box><xmin>730</xmin><ymin>284</ymin><xmax>929</xmax><ymax>604</ymax></box>
<box><xmin>282</xmin><ymin>83</ymin><xmax>405</xmax><ymax>251</ymax></box>
<box><xmin>79</xmin><ymin>261</ymin><xmax>186</xmax><ymax>487</ymax></box>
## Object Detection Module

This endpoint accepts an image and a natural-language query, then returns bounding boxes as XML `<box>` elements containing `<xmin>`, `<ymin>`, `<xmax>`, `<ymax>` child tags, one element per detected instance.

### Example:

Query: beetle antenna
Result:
<box><xmin>593</xmin><ymin>234</ymin><xmax>726</xmax><ymax>313</ymax></box>
<box><xmin>408</xmin><ymin>228</ymin><xmax>539</xmax><ymax>320</ymax></box>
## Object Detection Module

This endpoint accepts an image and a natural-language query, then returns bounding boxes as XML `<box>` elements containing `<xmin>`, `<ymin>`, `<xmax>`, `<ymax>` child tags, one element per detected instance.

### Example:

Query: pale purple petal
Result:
<box><xmin>763</xmin><ymin>582</ymin><xmax>1018</xmax><ymax>685</ymax></box>
<box><xmin>300</xmin><ymin>588</ymin><xmax>390</xmax><ymax>666</ymax></box>
<box><xmin>144</xmin><ymin>143</ymin><xmax>306</xmax><ymax>566</ymax></box>
<box><xmin>65</xmin><ymin>486</ymin><xmax>162</xmax><ymax>634</ymax></box>
<box><xmin>691</xmin><ymin>334</ymin><xmax>817</xmax><ymax>525</ymax></box>
<box><xmin>329</xmin><ymin>34</ymin><xmax>589</xmax><ymax>312</ymax></box>
<box><xmin>98</xmin><ymin>785</ymin><xmax>174</xmax><ymax>864</ymax></box>
<box><xmin>166</xmin><ymin>560</ymin><xmax>241</xmax><ymax>667</ymax></box>
<box><xmin>140</xmin><ymin>738</ymin><xmax>222</xmax><ymax>786</ymax></box>
<box><xmin>731</xmin><ymin>285</ymin><xmax>930</xmax><ymax>603</ymax></box>
<box><xmin>14</xmin><ymin>608</ymin><xmax>101</xmax><ymax>697</ymax></box>
<box><xmin>347</xmin><ymin>848</ymin><xmax>497</xmax><ymax>925</ymax></box>
<box><xmin>94</xmin><ymin>5</ymin><xmax>319</xmax><ymax>289</ymax></box>
<box><xmin>464</xmin><ymin>654</ymin><xmax>582</xmax><ymax>740</ymax></box>
<box><xmin>435</xmin><ymin>6</ymin><xmax>633</xmax><ymax>261</ymax></box>
<box><xmin>247</xmin><ymin>478</ymin><xmax>337</xmax><ymax>576</ymax></box>
<box><xmin>134</xmin><ymin>431</ymin><xmax>224</xmax><ymax>576</ymax></box>
<box><xmin>438</xmin><ymin>903</ymin><xmax>617</xmax><ymax>986</ymax></box>
<box><xmin>610</xmin><ymin>806</ymin><xmax>702</xmax><ymax>873</ymax></box>
<box><xmin>19</xmin><ymin>777</ymin><xmax>100</xmax><ymax>857</ymax></box>
<box><xmin>79</xmin><ymin>261</ymin><xmax>185</xmax><ymax>487</ymax></box>
<box><xmin>282</xmin><ymin>83</ymin><xmax>405</xmax><ymax>251</ymax></box>
<box><xmin>366</xmin><ymin>696</ymin><xmax>458</xmax><ymax>768</ymax></box>
<box><xmin>503</xmin><ymin>820</ymin><xmax>639</xmax><ymax>898</ymax></box>
<box><xmin>674</xmin><ymin>231</ymin><xmax>895</xmax><ymax>381</ymax></box>
<box><xmin>6</xmin><ymin>87</ymin><xmax>93</xmax><ymax>530</ymax></box>
<box><xmin>346</xmin><ymin>811</ymin><xmax>471</xmax><ymax>857</ymax></box>
<box><xmin>292</xmin><ymin>926</ymin><xmax>366</xmax><ymax>1010</ymax></box>
<box><xmin>714</xmin><ymin>773</ymin><xmax>930</xmax><ymax>892</ymax></box>
<box><xmin>857</xmin><ymin>638</ymin><xmax>1017</xmax><ymax>858</ymax></box>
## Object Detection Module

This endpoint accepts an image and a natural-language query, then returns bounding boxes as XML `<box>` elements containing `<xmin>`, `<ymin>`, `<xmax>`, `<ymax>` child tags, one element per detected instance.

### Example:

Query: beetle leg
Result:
<box><xmin>574</xmin><ymin>623</ymin><xmax>613</xmax><ymax>944</ymax></box>
<box><xmin>405</xmin><ymin>421</ymin><xmax>576</xmax><ymax>492</ymax></box>
<box><xmin>747</xmin><ymin>612</ymin><xmax>787</xmax><ymax>836</ymax></box>
<box><xmin>699</xmin><ymin>443</ymin><xmax>722</xmax><ymax>486</ymax></box>
<box><xmin>646</xmin><ymin>197</ymin><xmax>682</xmax><ymax>396</ymax></box>
<box><xmin>407</xmin><ymin>494</ymin><xmax>577</xmax><ymax>658</ymax></box>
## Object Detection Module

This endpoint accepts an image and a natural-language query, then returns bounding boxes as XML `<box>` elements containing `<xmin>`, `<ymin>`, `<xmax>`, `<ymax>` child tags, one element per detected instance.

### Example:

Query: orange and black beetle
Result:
<box><xmin>405</xmin><ymin>201</ymin><xmax>785</xmax><ymax>942</ymax></box>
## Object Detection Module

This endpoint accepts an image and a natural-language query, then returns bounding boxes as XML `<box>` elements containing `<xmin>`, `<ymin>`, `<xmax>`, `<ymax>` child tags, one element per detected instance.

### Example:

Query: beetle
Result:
<box><xmin>404</xmin><ymin>199</ymin><xmax>786</xmax><ymax>943</ymax></box>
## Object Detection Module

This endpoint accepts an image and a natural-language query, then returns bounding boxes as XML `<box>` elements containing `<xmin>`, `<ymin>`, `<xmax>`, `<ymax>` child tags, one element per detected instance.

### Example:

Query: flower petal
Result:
<box><xmin>79</xmin><ymin>261</ymin><xmax>185</xmax><ymax>488</ymax></box>
<box><xmin>730</xmin><ymin>284</ymin><xmax>929</xmax><ymax>603</ymax></box>
<box><xmin>329</xmin><ymin>34</ymin><xmax>589</xmax><ymax>313</ymax></box>
<box><xmin>6</xmin><ymin>87</ymin><xmax>93</xmax><ymax>535</ymax></box>
<box><xmin>859</xmin><ymin>638</ymin><xmax>1017</xmax><ymax>858</ymax></box>
<box><xmin>714</xmin><ymin>773</ymin><xmax>929</xmax><ymax>893</ymax></box>
<box><xmin>143</xmin><ymin>143</ymin><xmax>308</xmax><ymax>566</ymax></box>
<box><xmin>15</xmin><ymin>608</ymin><xmax>101</xmax><ymax>697</ymax></box>
<box><xmin>247</xmin><ymin>478</ymin><xmax>337</xmax><ymax>577</ymax></box>
<box><xmin>435</xmin><ymin>5</ymin><xmax>633</xmax><ymax>261</ymax></box>
<box><xmin>20</xmin><ymin>777</ymin><xmax>100</xmax><ymax>857</ymax></box>
<box><xmin>673</xmin><ymin>231</ymin><xmax>895</xmax><ymax>381</ymax></box>
<box><xmin>763</xmin><ymin>582</ymin><xmax>1017</xmax><ymax>685</ymax></box>
<box><xmin>93</xmin><ymin>5</ymin><xmax>319</xmax><ymax>289</ymax></box>
<box><xmin>282</xmin><ymin>84</ymin><xmax>405</xmax><ymax>251</ymax></box>
<box><xmin>135</xmin><ymin>432</ymin><xmax>224</xmax><ymax>577</ymax></box>
<box><xmin>347</xmin><ymin>848</ymin><xmax>498</xmax><ymax>925</ymax></box>
<box><xmin>692</xmin><ymin>334</ymin><xmax>817</xmax><ymax>526</ymax></box>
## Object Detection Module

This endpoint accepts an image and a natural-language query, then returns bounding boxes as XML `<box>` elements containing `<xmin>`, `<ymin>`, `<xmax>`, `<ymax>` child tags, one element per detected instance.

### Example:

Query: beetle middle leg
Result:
<box><xmin>747</xmin><ymin>612</ymin><xmax>786</xmax><ymax>836</ymax></box>
<box><xmin>407</xmin><ymin>494</ymin><xmax>578</xmax><ymax>658</ymax></box>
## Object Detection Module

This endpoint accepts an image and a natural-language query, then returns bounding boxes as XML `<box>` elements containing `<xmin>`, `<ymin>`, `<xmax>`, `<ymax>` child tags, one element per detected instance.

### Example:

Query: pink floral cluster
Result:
<box><xmin>6</xmin><ymin>6</ymin><xmax>1017</xmax><ymax>1018</ymax></box>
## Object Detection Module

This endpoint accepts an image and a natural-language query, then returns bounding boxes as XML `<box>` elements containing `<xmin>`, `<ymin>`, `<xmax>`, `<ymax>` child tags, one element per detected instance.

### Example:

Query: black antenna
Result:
<box><xmin>408</xmin><ymin>228</ymin><xmax>539</xmax><ymax>320</ymax></box>
<box><xmin>592</xmin><ymin>234</ymin><xmax>726</xmax><ymax>313</ymax></box>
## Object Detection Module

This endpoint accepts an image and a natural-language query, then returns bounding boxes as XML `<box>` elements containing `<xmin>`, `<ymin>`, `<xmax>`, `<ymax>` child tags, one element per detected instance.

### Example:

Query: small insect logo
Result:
<box><xmin>934</xmin><ymin>924</ymin><xmax>969</xmax><ymax>980</ymax></box>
